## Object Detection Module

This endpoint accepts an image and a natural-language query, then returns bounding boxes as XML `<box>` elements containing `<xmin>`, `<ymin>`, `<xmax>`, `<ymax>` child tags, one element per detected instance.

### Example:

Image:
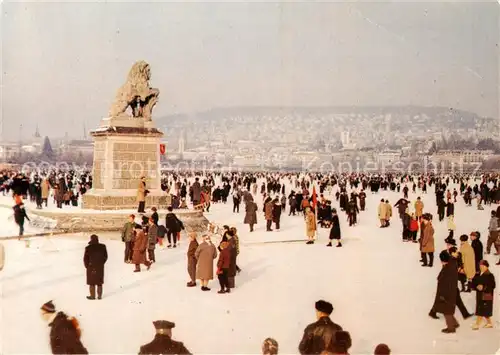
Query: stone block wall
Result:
<box><xmin>112</xmin><ymin>142</ymin><xmax>159</xmax><ymax>190</ymax></box>
<box><xmin>25</xmin><ymin>207</ymin><xmax>208</xmax><ymax>233</ymax></box>
<box><xmin>92</xmin><ymin>141</ymin><xmax>106</xmax><ymax>189</ymax></box>
<box><xmin>82</xmin><ymin>194</ymin><xmax>172</xmax><ymax>210</ymax></box>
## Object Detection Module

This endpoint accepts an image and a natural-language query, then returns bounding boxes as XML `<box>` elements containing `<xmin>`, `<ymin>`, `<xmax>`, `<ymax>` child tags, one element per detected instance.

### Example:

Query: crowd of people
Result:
<box><xmin>2</xmin><ymin>169</ymin><xmax>500</xmax><ymax>354</ymax></box>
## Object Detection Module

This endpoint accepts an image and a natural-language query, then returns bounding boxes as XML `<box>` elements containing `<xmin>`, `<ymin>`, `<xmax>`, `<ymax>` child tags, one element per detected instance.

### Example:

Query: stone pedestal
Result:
<box><xmin>82</xmin><ymin>117</ymin><xmax>170</xmax><ymax>210</ymax></box>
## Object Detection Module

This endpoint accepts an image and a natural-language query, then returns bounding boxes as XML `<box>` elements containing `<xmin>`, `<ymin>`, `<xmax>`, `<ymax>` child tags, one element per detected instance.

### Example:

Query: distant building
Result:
<box><xmin>431</xmin><ymin>150</ymin><xmax>493</xmax><ymax>164</ymax></box>
<box><xmin>377</xmin><ymin>150</ymin><xmax>402</xmax><ymax>165</ymax></box>
<box><xmin>58</xmin><ymin>140</ymin><xmax>94</xmax><ymax>155</ymax></box>
<box><xmin>0</xmin><ymin>143</ymin><xmax>21</xmax><ymax>161</ymax></box>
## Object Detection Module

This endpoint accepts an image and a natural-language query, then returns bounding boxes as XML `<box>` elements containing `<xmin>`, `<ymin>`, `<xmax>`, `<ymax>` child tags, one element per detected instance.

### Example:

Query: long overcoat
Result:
<box><xmin>83</xmin><ymin>242</ymin><xmax>108</xmax><ymax>286</ymax></box>
<box><xmin>244</xmin><ymin>201</ymin><xmax>258</xmax><ymax>225</ymax></box>
<box><xmin>195</xmin><ymin>241</ymin><xmax>217</xmax><ymax>280</ymax></box>
<box><xmin>305</xmin><ymin>210</ymin><xmax>316</xmax><ymax>238</ymax></box>
<box><xmin>41</xmin><ymin>180</ymin><xmax>50</xmax><ymax>199</ymax></box>
<box><xmin>329</xmin><ymin>215</ymin><xmax>341</xmax><ymax>240</ymax></box>
<box><xmin>147</xmin><ymin>224</ymin><xmax>158</xmax><ymax>250</ymax></box>
<box><xmin>139</xmin><ymin>334</ymin><xmax>191</xmax><ymax>355</ymax></box>
<box><xmin>49</xmin><ymin>312</ymin><xmax>88</xmax><ymax>354</ymax></box>
<box><xmin>432</xmin><ymin>262</ymin><xmax>458</xmax><ymax>315</ymax></box>
<box><xmin>420</xmin><ymin>223</ymin><xmax>435</xmax><ymax>253</ymax></box>
<box><xmin>132</xmin><ymin>230</ymin><xmax>148</xmax><ymax>265</ymax></box>
<box><xmin>227</xmin><ymin>237</ymin><xmax>238</xmax><ymax>277</ymax></box>
<box><xmin>473</xmin><ymin>270</ymin><xmax>496</xmax><ymax>317</ymax></box>
<box><xmin>460</xmin><ymin>242</ymin><xmax>476</xmax><ymax>279</ymax></box>
<box><xmin>187</xmin><ymin>239</ymin><xmax>199</xmax><ymax>276</ymax></box>
<box><xmin>137</xmin><ymin>181</ymin><xmax>146</xmax><ymax>203</ymax></box>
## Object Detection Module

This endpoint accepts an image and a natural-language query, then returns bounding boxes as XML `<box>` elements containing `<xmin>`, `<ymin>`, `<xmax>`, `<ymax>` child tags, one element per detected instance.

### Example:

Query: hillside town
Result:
<box><xmin>2</xmin><ymin>106</ymin><xmax>499</xmax><ymax>171</ymax></box>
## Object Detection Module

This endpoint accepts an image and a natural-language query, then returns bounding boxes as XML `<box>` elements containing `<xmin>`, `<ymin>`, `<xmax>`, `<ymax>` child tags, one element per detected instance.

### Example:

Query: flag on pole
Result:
<box><xmin>312</xmin><ymin>185</ymin><xmax>318</xmax><ymax>210</ymax></box>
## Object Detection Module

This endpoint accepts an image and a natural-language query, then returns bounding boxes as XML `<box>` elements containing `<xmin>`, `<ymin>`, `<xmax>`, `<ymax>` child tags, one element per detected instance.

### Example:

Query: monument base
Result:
<box><xmin>24</xmin><ymin>206</ymin><xmax>209</xmax><ymax>234</ymax></box>
<box><xmin>82</xmin><ymin>190</ymin><xmax>172</xmax><ymax>210</ymax></box>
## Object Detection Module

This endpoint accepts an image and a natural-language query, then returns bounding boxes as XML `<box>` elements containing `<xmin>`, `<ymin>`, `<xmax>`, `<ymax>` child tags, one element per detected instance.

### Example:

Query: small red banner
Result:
<box><xmin>159</xmin><ymin>144</ymin><xmax>166</xmax><ymax>155</ymax></box>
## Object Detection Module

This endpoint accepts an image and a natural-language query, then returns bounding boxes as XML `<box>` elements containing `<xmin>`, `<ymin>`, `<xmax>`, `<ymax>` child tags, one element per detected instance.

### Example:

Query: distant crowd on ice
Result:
<box><xmin>1</xmin><ymin>170</ymin><xmax>499</xmax><ymax>353</ymax></box>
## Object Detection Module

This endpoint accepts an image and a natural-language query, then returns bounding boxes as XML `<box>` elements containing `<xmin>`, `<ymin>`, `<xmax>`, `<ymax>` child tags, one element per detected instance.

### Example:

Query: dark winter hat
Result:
<box><xmin>439</xmin><ymin>250</ymin><xmax>451</xmax><ymax>263</ymax></box>
<box><xmin>459</xmin><ymin>234</ymin><xmax>468</xmax><ymax>242</ymax></box>
<box><xmin>262</xmin><ymin>338</ymin><xmax>279</xmax><ymax>355</ymax></box>
<box><xmin>41</xmin><ymin>300</ymin><xmax>56</xmax><ymax>313</ymax></box>
<box><xmin>315</xmin><ymin>300</ymin><xmax>333</xmax><ymax>315</ymax></box>
<box><xmin>333</xmin><ymin>331</ymin><xmax>352</xmax><ymax>351</ymax></box>
<box><xmin>445</xmin><ymin>237</ymin><xmax>456</xmax><ymax>246</ymax></box>
<box><xmin>479</xmin><ymin>260</ymin><xmax>490</xmax><ymax>268</ymax></box>
<box><xmin>374</xmin><ymin>343</ymin><xmax>391</xmax><ymax>355</ymax></box>
<box><xmin>153</xmin><ymin>320</ymin><xmax>175</xmax><ymax>330</ymax></box>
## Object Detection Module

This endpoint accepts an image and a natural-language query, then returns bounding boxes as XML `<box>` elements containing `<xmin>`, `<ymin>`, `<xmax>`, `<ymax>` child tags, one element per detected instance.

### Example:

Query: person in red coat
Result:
<box><xmin>216</xmin><ymin>241</ymin><xmax>231</xmax><ymax>294</ymax></box>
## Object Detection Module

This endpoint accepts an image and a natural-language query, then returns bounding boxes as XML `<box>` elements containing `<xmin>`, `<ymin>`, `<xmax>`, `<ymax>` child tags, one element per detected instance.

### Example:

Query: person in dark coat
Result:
<box><xmin>298</xmin><ymin>300</ymin><xmax>343</xmax><ymax>354</ymax></box>
<box><xmin>472</xmin><ymin>260</ymin><xmax>496</xmax><ymax>329</ymax></box>
<box><xmin>186</xmin><ymin>232</ymin><xmax>199</xmax><ymax>287</ymax></box>
<box><xmin>272</xmin><ymin>198</ymin><xmax>282</xmax><ymax>230</ymax></box>
<box><xmin>216</xmin><ymin>241</ymin><xmax>231</xmax><ymax>294</ymax></box>
<box><xmin>165</xmin><ymin>206</ymin><xmax>183</xmax><ymax>248</ymax></box>
<box><xmin>226</xmin><ymin>231</ymin><xmax>238</xmax><ymax>289</ymax></box>
<box><xmin>447</xmin><ymin>247</ymin><xmax>472</xmax><ymax>318</ymax></box>
<box><xmin>150</xmin><ymin>207</ymin><xmax>159</xmax><ymax>225</ymax></box>
<box><xmin>147</xmin><ymin>218</ymin><xmax>158</xmax><ymax>263</ymax></box>
<box><xmin>430</xmin><ymin>251</ymin><xmax>459</xmax><ymax>333</ymax></box>
<box><xmin>327</xmin><ymin>209</ymin><xmax>342</xmax><ymax>248</ymax></box>
<box><xmin>470</xmin><ymin>231</ymin><xmax>483</xmax><ymax>274</ymax></box>
<box><xmin>330</xmin><ymin>331</ymin><xmax>352</xmax><ymax>355</ymax></box>
<box><xmin>346</xmin><ymin>198</ymin><xmax>359</xmax><ymax>226</ymax></box>
<box><xmin>83</xmin><ymin>235</ymin><xmax>108</xmax><ymax>300</ymax></box>
<box><xmin>13</xmin><ymin>202</ymin><xmax>30</xmax><ymax>237</ymax></box>
<box><xmin>40</xmin><ymin>300</ymin><xmax>88</xmax><ymax>354</ymax></box>
<box><xmin>139</xmin><ymin>320</ymin><xmax>191</xmax><ymax>355</ymax></box>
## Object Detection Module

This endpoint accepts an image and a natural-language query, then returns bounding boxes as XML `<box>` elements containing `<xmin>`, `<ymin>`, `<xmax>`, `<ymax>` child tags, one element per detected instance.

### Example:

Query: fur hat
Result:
<box><xmin>41</xmin><ymin>300</ymin><xmax>56</xmax><ymax>313</ymax></box>
<box><xmin>439</xmin><ymin>250</ymin><xmax>450</xmax><ymax>263</ymax></box>
<box><xmin>315</xmin><ymin>300</ymin><xmax>333</xmax><ymax>315</ymax></box>
<box><xmin>262</xmin><ymin>338</ymin><xmax>279</xmax><ymax>355</ymax></box>
<box><xmin>374</xmin><ymin>343</ymin><xmax>391</xmax><ymax>355</ymax></box>
<box><xmin>445</xmin><ymin>237</ymin><xmax>456</xmax><ymax>246</ymax></box>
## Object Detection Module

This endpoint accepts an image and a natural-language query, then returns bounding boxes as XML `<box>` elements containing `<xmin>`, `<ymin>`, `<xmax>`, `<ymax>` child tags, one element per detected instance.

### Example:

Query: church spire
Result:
<box><xmin>34</xmin><ymin>124</ymin><xmax>41</xmax><ymax>138</ymax></box>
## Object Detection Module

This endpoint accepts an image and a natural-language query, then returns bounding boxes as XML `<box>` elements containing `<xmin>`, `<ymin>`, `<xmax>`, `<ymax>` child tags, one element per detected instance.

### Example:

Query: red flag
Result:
<box><xmin>312</xmin><ymin>185</ymin><xmax>317</xmax><ymax>209</ymax></box>
<box><xmin>159</xmin><ymin>144</ymin><xmax>166</xmax><ymax>155</ymax></box>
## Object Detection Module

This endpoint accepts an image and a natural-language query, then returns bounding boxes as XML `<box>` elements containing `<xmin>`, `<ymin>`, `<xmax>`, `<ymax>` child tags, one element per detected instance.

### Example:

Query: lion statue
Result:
<box><xmin>108</xmin><ymin>60</ymin><xmax>160</xmax><ymax>121</ymax></box>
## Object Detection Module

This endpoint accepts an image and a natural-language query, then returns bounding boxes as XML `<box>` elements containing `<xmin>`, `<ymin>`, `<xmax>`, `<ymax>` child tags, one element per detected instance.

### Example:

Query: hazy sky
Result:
<box><xmin>1</xmin><ymin>0</ymin><xmax>499</xmax><ymax>139</ymax></box>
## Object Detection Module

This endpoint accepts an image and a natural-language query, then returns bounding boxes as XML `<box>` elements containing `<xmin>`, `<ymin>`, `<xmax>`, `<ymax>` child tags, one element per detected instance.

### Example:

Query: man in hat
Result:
<box><xmin>83</xmin><ymin>234</ymin><xmax>108</xmax><ymax>300</ymax></box>
<box><xmin>298</xmin><ymin>300</ymin><xmax>343</xmax><ymax>354</ymax></box>
<box><xmin>430</xmin><ymin>251</ymin><xmax>459</xmax><ymax>333</ymax></box>
<box><xmin>40</xmin><ymin>300</ymin><xmax>88</xmax><ymax>354</ymax></box>
<box><xmin>139</xmin><ymin>320</ymin><xmax>191</xmax><ymax>355</ymax></box>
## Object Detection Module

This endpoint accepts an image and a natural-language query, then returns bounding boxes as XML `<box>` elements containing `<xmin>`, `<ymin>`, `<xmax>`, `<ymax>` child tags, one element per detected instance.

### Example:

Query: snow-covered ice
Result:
<box><xmin>1</xmin><ymin>182</ymin><xmax>499</xmax><ymax>354</ymax></box>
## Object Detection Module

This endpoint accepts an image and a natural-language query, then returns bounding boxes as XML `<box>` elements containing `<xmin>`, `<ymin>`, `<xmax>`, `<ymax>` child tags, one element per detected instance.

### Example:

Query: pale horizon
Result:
<box><xmin>1</xmin><ymin>0</ymin><xmax>499</xmax><ymax>139</ymax></box>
